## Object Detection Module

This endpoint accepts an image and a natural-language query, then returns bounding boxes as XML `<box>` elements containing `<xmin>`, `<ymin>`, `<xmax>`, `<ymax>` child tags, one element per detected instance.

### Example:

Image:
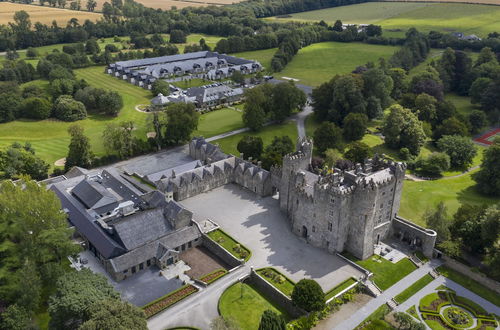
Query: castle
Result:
<box><xmin>156</xmin><ymin>137</ymin><xmax>436</xmax><ymax>260</ymax></box>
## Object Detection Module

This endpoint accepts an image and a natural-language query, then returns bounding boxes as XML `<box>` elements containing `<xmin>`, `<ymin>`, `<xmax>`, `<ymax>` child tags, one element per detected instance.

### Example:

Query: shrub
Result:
<box><xmin>53</xmin><ymin>95</ymin><xmax>87</xmax><ymax>122</ymax></box>
<box><xmin>291</xmin><ymin>279</ymin><xmax>325</xmax><ymax>312</ymax></box>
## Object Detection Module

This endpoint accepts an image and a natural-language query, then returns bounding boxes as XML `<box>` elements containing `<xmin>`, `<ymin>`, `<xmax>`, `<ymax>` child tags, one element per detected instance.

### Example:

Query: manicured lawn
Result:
<box><xmin>218</xmin><ymin>282</ymin><xmax>290</xmax><ymax>330</ymax></box>
<box><xmin>232</xmin><ymin>48</ymin><xmax>277</xmax><ymax>72</ymax></box>
<box><xmin>345</xmin><ymin>253</ymin><xmax>417</xmax><ymax>291</ymax></box>
<box><xmin>360</xmin><ymin>303</ymin><xmax>391</xmax><ymax>325</ymax></box>
<box><xmin>437</xmin><ymin>266</ymin><xmax>500</xmax><ymax>306</ymax></box>
<box><xmin>394</xmin><ymin>274</ymin><xmax>434</xmax><ymax>304</ymax></box>
<box><xmin>171</xmin><ymin>78</ymin><xmax>216</xmax><ymax>89</ymax></box>
<box><xmin>325</xmin><ymin>277</ymin><xmax>358</xmax><ymax>301</ymax></box>
<box><xmin>256</xmin><ymin>268</ymin><xmax>295</xmax><ymax>297</ymax></box>
<box><xmin>399</xmin><ymin>169</ymin><xmax>499</xmax><ymax>226</ymax></box>
<box><xmin>214</xmin><ymin>121</ymin><xmax>298</xmax><ymax>156</ymax></box>
<box><xmin>195</xmin><ymin>109</ymin><xmax>244</xmax><ymax>138</ymax></box>
<box><xmin>266</xmin><ymin>2</ymin><xmax>500</xmax><ymax>38</ymax></box>
<box><xmin>279</xmin><ymin>42</ymin><xmax>398</xmax><ymax>87</ymax></box>
<box><xmin>206</xmin><ymin>229</ymin><xmax>251</xmax><ymax>261</ymax></box>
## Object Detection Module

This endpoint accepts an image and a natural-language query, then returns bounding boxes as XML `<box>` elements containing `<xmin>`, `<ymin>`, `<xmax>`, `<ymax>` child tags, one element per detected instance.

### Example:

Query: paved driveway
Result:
<box><xmin>181</xmin><ymin>184</ymin><xmax>363</xmax><ymax>291</ymax></box>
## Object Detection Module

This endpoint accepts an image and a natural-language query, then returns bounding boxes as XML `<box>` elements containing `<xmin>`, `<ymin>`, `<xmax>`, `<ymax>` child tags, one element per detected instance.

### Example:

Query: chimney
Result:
<box><xmin>171</xmin><ymin>170</ymin><xmax>176</xmax><ymax>178</ymax></box>
<box><xmin>257</xmin><ymin>161</ymin><xmax>262</xmax><ymax>167</ymax></box>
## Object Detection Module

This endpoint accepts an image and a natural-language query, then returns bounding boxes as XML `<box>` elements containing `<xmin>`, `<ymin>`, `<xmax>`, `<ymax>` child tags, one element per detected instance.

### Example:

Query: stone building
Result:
<box><xmin>271</xmin><ymin>137</ymin><xmax>436</xmax><ymax>260</ymax></box>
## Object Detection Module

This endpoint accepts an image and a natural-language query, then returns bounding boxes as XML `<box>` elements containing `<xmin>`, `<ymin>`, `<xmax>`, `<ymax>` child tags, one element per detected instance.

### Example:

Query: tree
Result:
<box><xmin>332</xmin><ymin>20</ymin><xmax>343</xmax><ymax>32</ymax></box>
<box><xmin>330</xmin><ymin>74</ymin><xmax>366</xmax><ymax>125</ymax></box>
<box><xmin>0</xmin><ymin>304</ymin><xmax>35</xmax><ymax>330</ymax></box>
<box><xmin>237</xmin><ymin>136</ymin><xmax>263</xmax><ymax>160</ymax></box>
<box><xmin>26</xmin><ymin>47</ymin><xmax>38</xmax><ymax>58</ymax></box>
<box><xmin>85</xmin><ymin>38</ymin><xmax>100</xmax><ymax>54</ymax></box>
<box><xmin>362</xmin><ymin>68</ymin><xmax>393</xmax><ymax>110</ymax></box>
<box><xmin>469</xmin><ymin>78</ymin><xmax>491</xmax><ymax>104</ymax></box>
<box><xmin>313</xmin><ymin>122</ymin><xmax>342</xmax><ymax>154</ymax></box>
<box><xmin>258</xmin><ymin>310</ymin><xmax>286</xmax><ymax>330</ymax></box>
<box><xmin>414</xmin><ymin>93</ymin><xmax>437</xmax><ymax>122</ymax></box>
<box><xmin>291</xmin><ymin>279</ymin><xmax>325</xmax><ymax>312</ymax></box>
<box><xmin>436</xmin><ymin>135</ymin><xmax>477</xmax><ymax>169</ymax></box>
<box><xmin>417</xmin><ymin>152</ymin><xmax>450</xmax><ymax>177</ymax></box>
<box><xmin>0</xmin><ymin>143</ymin><xmax>50</xmax><ymax>180</ymax></box>
<box><xmin>53</xmin><ymin>95</ymin><xmax>87</xmax><ymax>122</ymax></box>
<box><xmin>169</xmin><ymin>30</ymin><xmax>186</xmax><ymax>43</ymax></box>
<box><xmin>270</xmin><ymin>82</ymin><xmax>306</xmax><ymax>122</ymax></box>
<box><xmin>74</xmin><ymin>87</ymin><xmax>122</xmax><ymax>116</ymax></box>
<box><xmin>261</xmin><ymin>136</ymin><xmax>294</xmax><ymax>169</ymax></box>
<box><xmin>48</xmin><ymin>269</ymin><xmax>120</xmax><ymax>330</ymax></box>
<box><xmin>151</xmin><ymin>80</ymin><xmax>170</xmax><ymax>97</ymax></box>
<box><xmin>65</xmin><ymin>125</ymin><xmax>93</xmax><ymax>171</ymax></box>
<box><xmin>475</xmin><ymin>47</ymin><xmax>498</xmax><ymax>67</ymax></box>
<box><xmin>433</xmin><ymin>117</ymin><xmax>469</xmax><ymax>140</ymax></box>
<box><xmin>468</xmin><ymin>110</ymin><xmax>487</xmax><ymax>134</ymax></box>
<box><xmin>22</xmin><ymin>97</ymin><xmax>52</xmax><ymax>120</ymax></box>
<box><xmin>382</xmin><ymin>104</ymin><xmax>426</xmax><ymax>155</ymax></box>
<box><xmin>473</xmin><ymin>138</ymin><xmax>500</xmax><ymax>196</ymax></box>
<box><xmin>425</xmin><ymin>202</ymin><xmax>450</xmax><ymax>242</ymax></box>
<box><xmin>324</xmin><ymin>148</ymin><xmax>342</xmax><ymax>168</ymax></box>
<box><xmin>0</xmin><ymin>92</ymin><xmax>22</xmax><ymax>123</ymax></box>
<box><xmin>164</xmin><ymin>103</ymin><xmax>199</xmax><ymax>144</ymax></box>
<box><xmin>450</xmin><ymin>204</ymin><xmax>488</xmax><ymax>254</ymax></box>
<box><xmin>243</xmin><ymin>86</ymin><xmax>267</xmax><ymax>131</ymax></box>
<box><xmin>344</xmin><ymin>142</ymin><xmax>372</xmax><ymax>164</ymax></box>
<box><xmin>343</xmin><ymin>113</ymin><xmax>368</xmax><ymax>141</ymax></box>
<box><xmin>0</xmin><ymin>179</ymin><xmax>78</xmax><ymax>309</ymax></box>
<box><xmin>231</xmin><ymin>71</ymin><xmax>245</xmax><ymax>85</ymax></box>
<box><xmin>394</xmin><ymin>312</ymin><xmax>425</xmax><ymax>330</ymax></box>
<box><xmin>480</xmin><ymin>204</ymin><xmax>500</xmax><ymax>252</ymax></box>
<box><xmin>79</xmin><ymin>299</ymin><xmax>147</xmax><ymax>330</ymax></box>
<box><xmin>102</xmin><ymin>121</ymin><xmax>135</xmax><ymax>159</ymax></box>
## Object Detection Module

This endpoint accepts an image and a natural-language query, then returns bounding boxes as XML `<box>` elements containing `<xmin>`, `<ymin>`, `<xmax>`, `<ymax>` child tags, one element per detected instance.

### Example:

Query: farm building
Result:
<box><xmin>107</xmin><ymin>51</ymin><xmax>262</xmax><ymax>90</ymax></box>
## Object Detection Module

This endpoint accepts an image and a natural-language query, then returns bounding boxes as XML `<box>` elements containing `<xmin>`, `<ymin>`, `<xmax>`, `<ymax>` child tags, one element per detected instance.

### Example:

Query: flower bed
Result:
<box><xmin>442</xmin><ymin>306</ymin><xmax>474</xmax><ymax>328</ymax></box>
<box><xmin>143</xmin><ymin>284</ymin><xmax>198</xmax><ymax>318</ymax></box>
<box><xmin>206</xmin><ymin>229</ymin><xmax>251</xmax><ymax>261</ymax></box>
<box><xmin>256</xmin><ymin>267</ymin><xmax>295</xmax><ymax>297</ymax></box>
<box><xmin>199</xmin><ymin>268</ymin><xmax>228</xmax><ymax>285</ymax></box>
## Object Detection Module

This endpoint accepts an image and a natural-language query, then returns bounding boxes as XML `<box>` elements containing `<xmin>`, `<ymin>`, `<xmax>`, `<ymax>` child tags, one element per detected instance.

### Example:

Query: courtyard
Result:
<box><xmin>180</xmin><ymin>184</ymin><xmax>363</xmax><ymax>291</ymax></box>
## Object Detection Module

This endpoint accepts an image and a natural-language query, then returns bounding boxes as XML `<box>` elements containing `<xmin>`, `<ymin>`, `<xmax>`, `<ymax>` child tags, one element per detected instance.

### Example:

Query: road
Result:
<box><xmin>147</xmin><ymin>265</ymin><xmax>250</xmax><ymax>330</ymax></box>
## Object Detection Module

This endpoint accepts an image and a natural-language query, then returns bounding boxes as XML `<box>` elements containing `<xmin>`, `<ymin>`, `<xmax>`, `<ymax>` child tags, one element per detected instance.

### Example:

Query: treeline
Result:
<box><xmin>234</xmin><ymin>0</ymin><xmax>372</xmax><ymax>18</ymax></box>
<box><xmin>429</xmin><ymin>31</ymin><xmax>500</xmax><ymax>53</ymax></box>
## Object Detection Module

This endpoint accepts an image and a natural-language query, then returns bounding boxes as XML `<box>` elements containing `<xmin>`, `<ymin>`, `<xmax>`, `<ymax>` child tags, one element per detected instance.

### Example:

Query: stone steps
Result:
<box><xmin>365</xmin><ymin>280</ymin><xmax>382</xmax><ymax>297</ymax></box>
<box><xmin>386</xmin><ymin>298</ymin><xmax>398</xmax><ymax>310</ymax></box>
<box><xmin>429</xmin><ymin>269</ymin><xmax>439</xmax><ymax>279</ymax></box>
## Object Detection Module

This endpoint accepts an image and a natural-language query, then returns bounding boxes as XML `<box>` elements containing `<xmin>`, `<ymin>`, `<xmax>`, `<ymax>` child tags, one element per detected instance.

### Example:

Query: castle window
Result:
<box><xmin>139</xmin><ymin>263</ymin><xmax>144</xmax><ymax>270</ymax></box>
<box><xmin>132</xmin><ymin>266</ymin><xmax>136</xmax><ymax>274</ymax></box>
<box><xmin>382</xmin><ymin>192</ymin><xmax>386</xmax><ymax>196</ymax></box>
<box><xmin>123</xmin><ymin>269</ymin><xmax>128</xmax><ymax>274</ymax></box>
<box><xmin>330</xmin><ymin>198</ymin><xmax>335</xmax><ymax>203</ymax></box>
<box><xmin>391</xmin><ymin>188</ymin><xmax>394</xmax><ymax>192</ymax></box>
<box><xmin>147</xmin><ymin>259</ymin><xmax>151</xmax><ymax>267</ymax></box>
<box><xmin>296</xmin><ymin>199</ymin><xmax>299</xmax><ymax>206</ymax></box>
<box><xmin>312</xmin><ymin>226</ymin><xmax>316</xmax><ymax>232</ymax></box>
<box><xmin>329</xmin><ymin>210</ymin><xmax>334</xmax><ymax>216</ymax></box>
<box><xmin>328</xmin><ymin>222</ymin><xmax>332</xmax><ymax>231</ymax></box>
<box><xmin>326</xmin><ymin>241</ymin><xmax>330</xmax><ymax>248</ymax></box>
<box><xmin>313</xmin><ymin>213</ymin><xmax>316</xmax><ymax>218</ymax></box>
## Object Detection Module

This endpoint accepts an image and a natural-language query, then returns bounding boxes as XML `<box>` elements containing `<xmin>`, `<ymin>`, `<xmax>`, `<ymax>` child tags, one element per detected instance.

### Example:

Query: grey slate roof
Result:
<box><xmin>109</xmin><ymin>225</ymin><xmax>201</xmax><ymax>273</ymax></box>
<box><xmin>115</xmin><ymin>51</ymin><xmax>209</xmax><ymax>69</ymax></box>
<box><xmin>146</xmin><ymin>160</ymin><xmax>202</xmax><ymax>183</ymax></box>
<box><xmin>112</xmin><ymin>208</ymin><xmax>173</xmax><ymax>250</ymax></box>
<box><xmin>72</xmin><ymin>179</ymin><xmax>118</xmax><ymax>211</ymax></box>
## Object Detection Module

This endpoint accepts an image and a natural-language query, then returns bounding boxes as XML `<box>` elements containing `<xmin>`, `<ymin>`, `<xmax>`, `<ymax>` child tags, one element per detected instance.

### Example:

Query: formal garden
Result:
<box><xmin>206</xmin><ymin>229</ymin><xmax>251</xmax><ymax>262</ymax></box>
<box><xmin>417</xmin><ymin>289</ymin><xmax>498</xmax><ymax>330</ymax></box>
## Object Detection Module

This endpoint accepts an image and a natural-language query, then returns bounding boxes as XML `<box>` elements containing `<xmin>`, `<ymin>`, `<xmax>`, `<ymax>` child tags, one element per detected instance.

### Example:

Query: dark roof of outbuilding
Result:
<box><xmin>72</xmin><ymin>179</ymin><xmax>117</xmax><ymax>210</ymax></box>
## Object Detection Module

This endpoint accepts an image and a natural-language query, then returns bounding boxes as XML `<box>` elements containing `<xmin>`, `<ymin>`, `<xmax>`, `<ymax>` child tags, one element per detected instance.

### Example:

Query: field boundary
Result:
<box><xmin>379</xmin><ymin>0</ymin><xmax>500</xmax><ymax>6</ymax></box>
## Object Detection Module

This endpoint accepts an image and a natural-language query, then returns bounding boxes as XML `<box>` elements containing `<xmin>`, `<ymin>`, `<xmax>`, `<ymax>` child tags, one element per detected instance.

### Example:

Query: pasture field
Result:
<box><xmin>75</xmin><ymin>0</ymin><xmax>242</xmax><ymax>11</ymax></box>
<box><xmin>267</xmin><ymin>2</ymin><xmax>500</xmax><ymax>37</ymax></box>
<box><xmin>233</xmin><ymin>48</ymin><xmax>277</xmax><ymax>72</ymax></box>
<box><xmin>0</xmin><ymin>65</ymin><xmax>244</xmax><ymax>168</ymax></box>
<box><xmin>0</xmin><ymin>3</ymin><xmax>102</xmax><ymax>25</ymax></box>
<box><xmin>278</xmin><ymin>42</ymin><xmax>398</xmax><ymax>86</ymax></box>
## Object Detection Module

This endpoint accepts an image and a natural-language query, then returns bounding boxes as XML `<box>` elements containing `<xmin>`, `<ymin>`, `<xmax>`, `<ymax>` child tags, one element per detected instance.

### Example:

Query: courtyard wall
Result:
<box><xmin>201</xmin><ymin>234</ymin><xmax>242</xmax><ymax>269</ymax></box>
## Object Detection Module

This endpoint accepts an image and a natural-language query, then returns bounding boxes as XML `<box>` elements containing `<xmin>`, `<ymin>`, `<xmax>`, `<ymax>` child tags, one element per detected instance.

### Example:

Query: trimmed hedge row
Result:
<box><xmin>143</xmin><ymin>284</ymin><xmax>198</xmax><ymax>318</ymax></box>
<box><xmin>199</xmin><ymin>268</ymin><xmax>228</xmax><ymax>285</ymax></box>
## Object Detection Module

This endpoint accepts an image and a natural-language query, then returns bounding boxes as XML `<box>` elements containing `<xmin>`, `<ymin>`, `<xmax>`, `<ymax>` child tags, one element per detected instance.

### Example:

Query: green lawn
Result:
<box><xmin>218</xmin><ymin>282</ymin><xmax>290</xmax><ymax>330</ymax></box>
<box><xmin>399</xmin><ymin>169</ymin><xmax>499</xmax><ymax>226</ymax></box>
<box><xmin>214</xmin><ymin>121</ymin><xmax>298</xmax><ymax>156</ymax></box>
<box><xmin>344</xmin><ymin>253</ymin><xmax>417</xmax><ymax>291</ymax></box>
<box><xmin>266</xmin><ymin>2</ymin><xmax>500</xmax><ymax>38</ymax></box>
<box><xmin>360</xmin><ymin>304</ymin><xmax>391</xmax><ymax>327</ymax></box>
<box><xmin>232</xmin><ymin>48</ymin><xmax>277</xmax><ymax>73</ymax></box>
<box><xmin>256</xmin><ymin>268</ymin><xmax>295</xmax><ymax>297</ymax></box>
<box><xmin>437</xmin><ymin>266</ymin><xmax>500</xmax><ymax>306</ymax></box>
<box><xmin>195</xmin><ymin>109</ymin><xmax>244</xmax><ymax>138</ymax></box>
<box><xmin>394</xmin><ymin>274</ymin><xmax>434</xmax><ymax>304</ymax></box>
<box><xmin>206</xmin><ymin>229</ymin><xmax>251</xmax><ymax>261</ymax></box>
<box><xmin>325</xmin><ymin>277</ymin><xmax>358</xmax><ymax>301</ymax></box>
<box><xmin>279</xmin><ymin>42</ymin><xmax>398</xmax><ymax>87</ymax></box>
<box><xmin>171</xmin><ymin>78</ymin><xmax>217</xmax><ymax>89</ymax></box>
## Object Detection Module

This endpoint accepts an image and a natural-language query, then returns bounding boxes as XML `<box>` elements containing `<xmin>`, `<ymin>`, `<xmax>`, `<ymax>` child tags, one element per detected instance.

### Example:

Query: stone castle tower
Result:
<box><xmin>274</xmin><ymin>137</ymin><xmax>408</xmax><ymax>260</ymax></box>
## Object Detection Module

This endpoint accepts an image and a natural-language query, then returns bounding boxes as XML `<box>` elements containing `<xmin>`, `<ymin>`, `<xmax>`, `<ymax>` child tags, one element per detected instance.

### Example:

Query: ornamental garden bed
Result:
<box><xmin>143</xmin><ymin>284</ymin><xmax>198</xmax><ymax>318</ymax></box>
<box><xmin>206</xmin><ymin>229</ymin><xmax>251</xmax><ymax>261</ymax></box>
<box><xmin>199</xmin><ymin>268</ymin><xmax>228</xmax><ymax>285</ymax></box>
<box><xmin>256</xmin><ymin>267</ymin><xmax>295</xmax><ymax>297</ymax></box>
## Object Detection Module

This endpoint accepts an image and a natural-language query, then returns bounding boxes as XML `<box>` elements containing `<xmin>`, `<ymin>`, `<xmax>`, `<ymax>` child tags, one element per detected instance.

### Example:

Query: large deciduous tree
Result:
<box><xmin>436</xmin><ymin>135</ymin><xmax>477</xmax><ymax>169</ymax></box>
<box><xmin>237</xmin><ymin>136</ymin><xmax>263</xmax><ymax>160</ymax></box>
<box><xmin>313</xmin><ymin>122</ymin><xmax>342</xmax><ymax>154</ymax></box>
<box><xmin>0</xmin><ymin>143</ymin><xmax>49</xmax><ymax>180</ymax></box>
<box><xmin>291</xmin><ymin>279</ymin><xmax>325</xmax><ymax>312</ymax></box>
<box><xmin>164</xmin><ymin>103</ymin><xmax>199</xmax><ymax>144</ymax></box>
<box><xmin>79</xmin><ymin>298</ymin><xmax>147</xmax><ymax>330</ymax></box>
<box><xmin>342</xmin><ymin>113</ymin><xmax>368</xmax><ymax>141</ymax></box>
<box><xmin>425</xmin><ymin>201</ymin><xmax>450</xmax><ymax>242</ymax></box>
<box><xmin>473</xmin><ymin>138</ymin><xmax>500</xmax><ymax>196</ymax></box>
<box><xmin>65</xmin><ymin>125</ymin><xmax>93</xmax><ymax>171</ymax></box>
<box><xmin>382</xmin><ymin>104</ymin><xmax>426</xmax><ymax>156</ymax></box>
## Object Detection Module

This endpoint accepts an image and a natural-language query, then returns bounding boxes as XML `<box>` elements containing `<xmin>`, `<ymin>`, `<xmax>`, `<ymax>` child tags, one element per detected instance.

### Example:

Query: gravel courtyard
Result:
<box><xmin>181</xmin><ymin>184</ymin><xmax>363</xmax><ymax>291</ymax></box>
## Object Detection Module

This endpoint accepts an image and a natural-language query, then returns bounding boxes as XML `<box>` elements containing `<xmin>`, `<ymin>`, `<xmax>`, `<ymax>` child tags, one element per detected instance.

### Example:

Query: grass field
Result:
<box><xmin>214</xmin><ymin>121</ymin><xmax>298</xmax><ymax>156</ymax></box>
<box><xmin>344</xmin><ymin>254</ymin><xmax>417</xmax><ymax>290</ymax></box>
<box><xmin>0</xmin><ymin>3</ymin><xmax>102</xmax><ymax>25</ymax></box>
<box><xmin>278</xmin><ymin>42</ymin><xmax>398</xmax><ymax>86</ymax></box>
<box><xmin>394</xmin><ymin>274</ymin><xmax>434</xmax><ymax>304</ymax></box>
<box><xmin>232</xmin><ymin>48</ymin><xmax>277</xmax><ymax>72</ymax></box>
<box><xmin>267</xmin><ymin>2</ymin><xmax>500</xmax><ymax>38</ymax></box>
<box><xmin>218</xmin><ymin>282</ymin><xmax>290</xmax><ymax>330</ymax></box>
<box><xmin>0</xmin><ymin>65</ymin><xmax>245</xmax><ymax>168</ymax></box>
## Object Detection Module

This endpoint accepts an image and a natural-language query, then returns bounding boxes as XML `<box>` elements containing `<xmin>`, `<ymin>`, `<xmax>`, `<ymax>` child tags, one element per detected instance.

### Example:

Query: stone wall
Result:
<box><xmin>390</xmin><ymin>216</ymin><xmax>437</xmax><ymax>258</ymax></box>
<box><xmin>247</xmin><ymin>269</ymin><xmax>305</xmax><ymax>318</ymax></box>
<box><xmin>442</xmin><ymin>255</ymin><xmax>500</xmax><ymax>294</ymax></box>
<box><xmin>201</xmin><ymin>234</ymin><xmax>242</xmax><ymax>269</ymax></box>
